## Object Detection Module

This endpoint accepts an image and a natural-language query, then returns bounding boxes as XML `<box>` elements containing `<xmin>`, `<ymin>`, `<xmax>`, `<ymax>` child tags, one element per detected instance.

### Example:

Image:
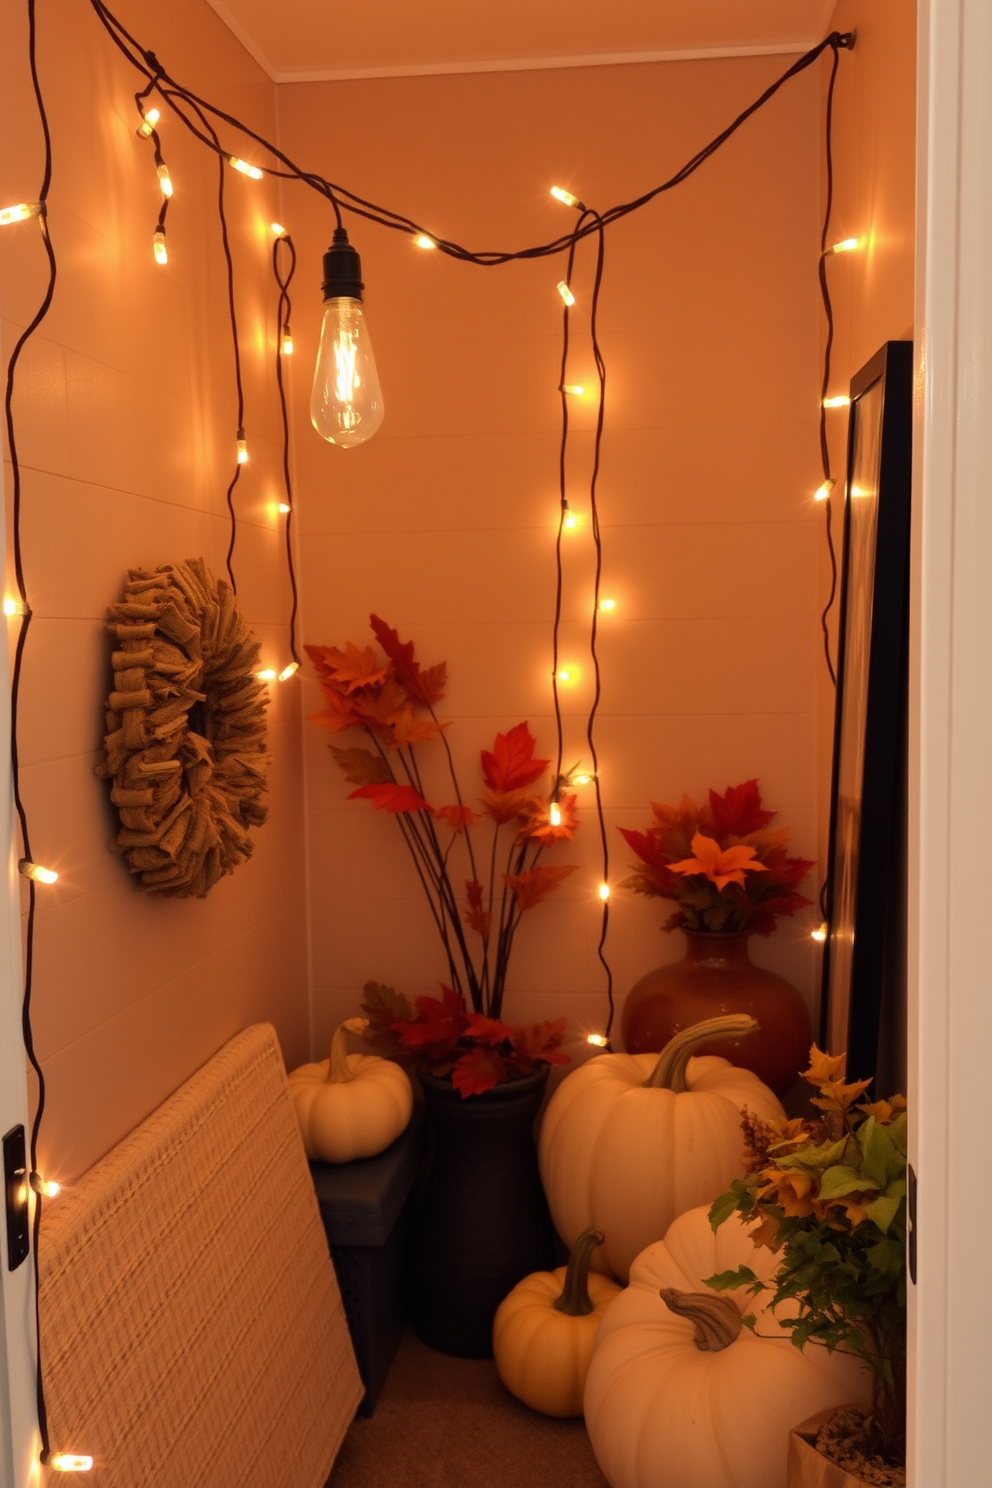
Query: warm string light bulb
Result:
<box><xmin>572</xmin><ymin>773</ymin><xmax>592</xmax><ymax>786</ymax></box>
<box><xmin>599</xmin><ymin>598</ymin><xmax>616</xmax><ymax>612</ymax></box>
<box><xmin>826</xmin><ymin>236</ymin><xmax>862</xmax><ymax>255</ymax></box>
<box><xmin>278</xmin><ymin>502</ymin><xmax>291</xmax><ymax>515</ymax></box>
<box><xmin>236</xmin><ymin>437</ymin><xmax>249</xmax><ymax>464</ymax></box>
<box><xmin>156</xmin><ymin>164</ymin><xmax>173</xmax><ymax>198</ymax></box>
<box><xmin>229</xmin><ymin>157</ymin><xmax>263</xmax><ymax>180</ymax></box>
<box><xmin>19</xmin><ymin>859</ymin><xmax>58</xmax><ymax>885</ymax></box>
<box><xmin>278</xmin><ymin>662</ymin><xmax>300</xmax><ymax>682</ymax></box>
<box><xmin>414</xmin><ymin>234</ymin><xmax>436</xmax><ymax>250</ymax></box>
<box><xmin>812</xmin><ymin>922</ymin><xmax>828</xmax><ymax>943</ymax></box>
<box><xmin>814</xmin><ymin>479</ymin><xmax>836</xmax><ymax>502</ymax></box>
<box><xmin>4</xmin><ymin>595</ymin><xmax>26</xmax><ymax>616</ymax></box>
<box><xmin>0</xmin><ymin>200</ymin><xmax>43</xmax><ymax>226</ymax></box>
<box><xmin>30</xmin><ymin>1173</ymin><xmax>60</xmax><ymax>1198</ymax></box>
<box><xmin>281</xmin><ymin>326</ymin><xmax>294</xmax><ymax>355</ymax></box>
<box><xmin>550</xmin><ymin>187</ymin><xmax>580</xmax><ymax>208</ymax></box>
<box><xmin>563</xmin><ymin>508</ymin><xmax>578</xmax><ymax>530</ymax></box>
<box><xmin>136</xmin><ymin>106</ymin><xmax>160</xmax><ymax>138</ymax></box>
<box><xmin>587</xmin><ymin>1033</ymin><xmax>608</xmax><ymax>1048</ymax></box>
<box><xmin>561</xmin><ymin>384</ymin><xmax>585</xmax><ymax>397</ymax></box>
<box><xmin>153</xmin><ymin>230</ymin><xmax>168</xmax><ymax>265</ymax></box>
<box><xmin>256</xmin><ymin>668</ymin><xmax>277</xmax><ymax>682</ymax></box>
<box><xmin>557</xmin><ymin>281</ymin><xmax>575</xmax><ymax>307</ymax></box>
<box><xmin>556</xmin><ymin>668</ymin><xmax>573</xmax><ymax>684</ymax></box>
<box><xmin>598</xmin><ymin>883</ymin><xmax>611</xmax><ymax>901</ymax></box>
<box><xmin>822</xmin><ymin>395</ymin><xmax>851</xmax><ymax>409</ymax></box>
<box><xmin>549</xmin><ymin>802</ymin><xmax>562</xmax><ymax>827</ymax></box>
<box><xmin>270</xmin><ymin>222</ymin><xmax>288</xmax><ymax>238</ymax></box>
<box><xmin>50</xmin><ymin>1456</ymin><xmax>94</xmax><ymax>1473</ymax></box>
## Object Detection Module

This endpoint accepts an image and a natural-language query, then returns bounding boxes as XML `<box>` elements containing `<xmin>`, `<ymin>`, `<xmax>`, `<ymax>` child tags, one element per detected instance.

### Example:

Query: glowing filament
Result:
<box><xmin>278</xmin><ymin>502</ymin><xmax>291</xmax><ymax>515</ymax></box>
<box><xmin>30</xmin><ymin>1173</ymin><xmax>60</xmax><ymax>1198</ymax></box>
<box><xmin>270</xmin><ymin>222</ymin><xmax>287</xmax><ymax>237</ymax></box>
<box><xmin>278</xmin><ymin>663</ymin><xmax>300</xmax><ymax>681</ymax></box>
<box><xmin>563</xmin><ymin>509</ymin><xmax>578</xmax><ymax>530</ymax></box>
<box><xmin>230</xmin><ymin>157</ymin><xmax>263</xmax><ymax>179</ymax></box>
<box><xmin>236</xmin><ymin>438</ymin><xmax>249</xmax><ymax>464</ymax></box>
<box><xmin>333</xmin><ymin>329</ymin><xmax>360</xmax><ymax>421</ymax></box>
<box><xmin>599</xmin><ymin>598</ymin><xmax>616</xmax><ymax>611</ymax></box>
<box><xmin>551</xmin><ymin>187</ymin><xmax>579</xmax><ymax>207</ymax></box>
<box><xmin>0</xmin><ymin>201</ymin><xmax>42</xmax><ymax>226</ymax></box>
<box><xmin>562</xmin><ymin>384</ymin><xmax>585</xmax><ymax>397</ymax></box>
<box><xmin>156</xmin><ymin>164</ymin><xmax>173</xmax><ymax>198</ymax></box>
<box><xmin>136</xmin><ymin>107</ymin><xmax>160</xmax><ymax>137</ymax></box>
<box><xmin>812</xmin><ymin>922</ymin><xmax>828</xmax><ymax>943</ymax></box>
<box><xmin>3</xmin><ymin>595</ymin><xmax>25</xmax><ymax>616</ymax></box>
<box><xmin>598</xmin><ymin>883</ymin><xmax>611</xmax><ymax>901</ymax></box>
<box><xmin>153</xmin><ymin>231</ymin><xmax>167</xmax><ymax>264</ymax></box>
<box><xmin>557</xmin><ymin>281</ymin><xmax>575</xmax><ymax>307</ymax></box>
<box><xmin>281</xmin><ymin>327</ymin><xmax>294</xmax><ymax>355</ymax></box>
<box><xmin>828</xmin><ymin>236</ymin><xmax>861</xmax><ymax>254</ymax></box>
<box><xmin>414</xmin><ymin>234</ymin><xmax>436</xmax><ymax>250</ymax></box>
<box><xmin>50</xmin><ymin>1456</ymin><xmax>94</xmax><ymax>1473</ymax></box>
<box><xmin>814</xmin><ymin>479</ymin><xmax>836</xmax><ymax>502</ymax></box>
<box><xmin>822</xmin><ymin>395</ymin><xmax>851</xmax><ymax>409</ymax></box>
<box><xmin>587</xmin><ymin>1033</ymin><xmax>608</xmax><ymax>1047</ymax></box>
<box><xmin>19</xmin><ymin>860</ymin><xmax>58</xmax><ymax>885</ymax></box>
<box><xmin>549</xmin><ymin>803</ymin><xmax>562</xmax><ymax>827</ymax></box>
<box><xmin>256</xmin><ymin>668</ymin><xmax>277</xmax><ymax>682</ymax></box>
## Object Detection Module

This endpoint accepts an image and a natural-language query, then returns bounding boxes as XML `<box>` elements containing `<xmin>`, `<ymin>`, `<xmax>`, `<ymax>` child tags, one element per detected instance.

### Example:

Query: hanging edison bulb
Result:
<box><xmin>310</xmin><ymin>227</ymin><xmax>384</xmax><ymax>449</ymax></box>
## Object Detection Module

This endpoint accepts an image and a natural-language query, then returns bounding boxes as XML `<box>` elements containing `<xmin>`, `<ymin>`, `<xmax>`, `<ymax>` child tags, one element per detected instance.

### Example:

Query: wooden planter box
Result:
<box><xmin>788</xmin><ymin>1409</ymin><xmax>873</xmax><ymax>1488</ymax></box>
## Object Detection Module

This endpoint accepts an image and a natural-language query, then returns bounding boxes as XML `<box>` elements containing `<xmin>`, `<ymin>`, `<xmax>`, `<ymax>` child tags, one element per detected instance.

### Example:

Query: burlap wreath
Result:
<box><xmin>96</xmin><ymin>559</ymin><xmax>269</xmax><ymax>898</ymax></box>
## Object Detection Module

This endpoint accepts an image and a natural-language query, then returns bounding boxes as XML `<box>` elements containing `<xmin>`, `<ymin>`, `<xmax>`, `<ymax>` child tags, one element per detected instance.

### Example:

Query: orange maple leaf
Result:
<box><xmin>351</xmin><ymin>677</ymin><xmax>412</xmax><ymax>732</ymax></box>
<box><xmin>464</xmin><ymin>879</ymin><xmax>492</xmax><ymax>937</ymax></box>
<box><xmin>480</xmin><ymin>787</ymin><xmax>539</xmax><ymax>825</ymax></box>
<box><xmin>481</xmin><ymin>723</ymin><xmax>549</xmax><ymax>793</ymax></box>
<box><xmin>308</xmin><ymin>693</ymin><xmax>363</xmax><ymax>733</ymax></box>
<box><xmin>327</xmin><ymin>745</ymin><xmax>392</xmax><ymax>787</ymax></box>
<box><xmin>669</xmin><ymin>832</ymin><xmax>769</xmax><ymax>890</ymax></box>
<box><xmin>504</xmin><ymin>863</ymin><xmax>578</xmax><ymax>911</ymax></box>
<box><xmin>348</xmin><ymin>783</ymin><xmax>430</xmax><ymax>814</ymax></box>
<box><xmin>311</xmin><ymin>641</ymin><xmax>390</xmax><ymax>694</ymax></box>
<box><xmin>510</xmin><ymin>1018</ymin><xmax>570</xmax><ymax>1066</ymax></box>
<box><xmin>391</xmin><ymin>709</ymin><xmax>448</xmax><ymax>747</ymax></box>
<box><xmin>435</xmin><ymin>804</ymin><xmax>480</xmax><ymax>833</ymax></box>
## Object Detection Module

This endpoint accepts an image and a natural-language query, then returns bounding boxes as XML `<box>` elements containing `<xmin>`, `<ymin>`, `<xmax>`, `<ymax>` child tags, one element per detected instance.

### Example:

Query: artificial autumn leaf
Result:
<box><xmin>311</xmin><ymin>641</ymin><xmax>390</xmax><ymax>694</ymax></box>
<box><xmin>519</xmin><ymin>792</ymin><xmax>579</xmax><ymax>845</ymax></box>
<box><xmin>669</xmin><ymin>832</ymin><xmax>769</xmax><ymax>891</ymax></box>
<box><xmin>391</xmin><ymin>709</ymin><xmax>448</xmax><ymax>747</ymax></box>
<box><xmin>464</xmin><ymin>879</ymin><xmax>492</xmax><ymax>937</ymax></box>
<box><xmin>349</xmin><ymin>782</ymin><xmax>431</xmax><ymax>814</ymax></box>
<box><xmin>360</xmin><ymin>979</ymin><xmax>415</xmax><ymax>1053</ymax></box>
<box><xmin>510</xmin><ymin>1018</ymin><xmax>570</xmax><ymax>1065</ymax></box>
<box><xmin>392</xmin><ymin>984</ymin><xmax>465</xmax><ymax>1058</ymax></box>
<box><xmin>803</xmin><ymin>1045</ymin><xmax>848</xmax><ymax>1088</ymax></box>
<box><xmin>435</xmin><ymin>803</ymin><xmax>480</xmax><ymax>833</ymax></box>
<box><xmin>481</xmin><ymin>722</ymin><xmax>549</xmax><ymax>793</ymax></box>
<box><xmin>708</xmin><ymin>778</ymin><xmax>775</xmax><ymax>840</ymax></box>
<box><xmin>618</xmin><ymin>826</ymin><xmax>682</xmax><ymax>897</ymax></box>
<box><xmin>504</xmin><ymin>862</ymin><xmax>578</xmax><ymax>911</ymax></box>
<box><xmin>451</xmin><ymin>1044</ymin><xmax>506</xmax><ymax>1098</ymax></box>
<box><xmin>351</xmin><ymin>677</ymin><xmax>413</xmax><ymax>732</ymax></box>
<box><xmin>464</xmin><ymin>1013</ymin><xmax>513</xmax><ymax>1046</ymax></box>
<box><xmin>480</xmin><ymin>787</ymin><xmax>539</xmax><ymax>825</ymax></box>
<box><xmin>649</xmin><ymin>795</ymin><xmax>701</xmax><ymax>860</ymax></box>
<box><xmin>328</xmin><ymin>745</ymin><xmax>392</xmax><ymax>787</ymax></box>
<box><xmin>369</xmin><ymin>615</ymin><xmax>448</xmax><ymax>707</ymax></box>
<box><xmin>308</xmin><ymin>692</ymin><xmax>364</xmax><ymax>733</ymax></box>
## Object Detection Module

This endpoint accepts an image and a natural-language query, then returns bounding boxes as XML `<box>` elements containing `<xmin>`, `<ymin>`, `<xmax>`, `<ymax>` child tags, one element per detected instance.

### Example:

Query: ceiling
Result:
<box><xmin>204</xmin><ymin>0</ymin><xmax>840</xmax><ymax>83</ymax></box>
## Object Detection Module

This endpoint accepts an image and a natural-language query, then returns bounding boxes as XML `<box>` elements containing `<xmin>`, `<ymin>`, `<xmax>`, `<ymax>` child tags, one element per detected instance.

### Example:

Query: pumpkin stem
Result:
<box><xmin>552</xmin><ymin>1229</ymin><xmax>605</xmax><ymax>1317</ymax></box>
<box><xmin>327</xmin><ymin>1017</ymin><xmax>370</xmax><ymax>1084</ymax></box>
<box><xmin>659</xmin><ymin>1288</ymin><xmax>743</xmax><ymax>1351</ymax></box>
<box><xmin>642</xmin><ymin>1014</ymin><xmax>759</xmax><ymax>1092</ymax></box>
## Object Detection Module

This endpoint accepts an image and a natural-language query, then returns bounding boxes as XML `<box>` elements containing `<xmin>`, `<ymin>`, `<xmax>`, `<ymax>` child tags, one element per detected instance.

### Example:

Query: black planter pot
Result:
<box><xmin>412</xmin><ymin>1067</ymin><xmax>556</xmax><ymax>1359</ymax></box>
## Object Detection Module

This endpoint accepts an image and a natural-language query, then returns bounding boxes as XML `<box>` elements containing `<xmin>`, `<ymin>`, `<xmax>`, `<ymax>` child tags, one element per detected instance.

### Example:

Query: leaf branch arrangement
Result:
<box><xmin>706</xmin><ymin>1048</ymin><xmax>907</xmax><ymax>1468</ymax></box>
<box><xmin>619</xmin><ymin>777</ymin><xmax>815</xmax><ymax>934</ymax></box>
<box><xmin>306</xmin><ymin>617</ymin><xmax>580</xmax><ymax>1096</ymax></box>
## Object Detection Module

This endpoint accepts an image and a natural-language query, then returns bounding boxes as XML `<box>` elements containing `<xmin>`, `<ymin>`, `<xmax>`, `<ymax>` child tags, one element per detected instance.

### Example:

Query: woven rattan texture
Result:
<box><xmin>39</xmin><ymin>1023</ymin><xmax>362</xmax><ymax>1487</ymax></box>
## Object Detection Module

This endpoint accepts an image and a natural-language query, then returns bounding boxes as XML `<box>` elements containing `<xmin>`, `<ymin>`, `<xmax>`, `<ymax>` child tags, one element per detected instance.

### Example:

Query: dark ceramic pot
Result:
<box><xmin>412</xmin><ymin>1067</ymin><xmax>556</xmax><ymax>1359</ymax></box>
<box><xmin>621</xmin><ymin>930</ymin><xmax>812</xmax><ymax>1096</ymax></box>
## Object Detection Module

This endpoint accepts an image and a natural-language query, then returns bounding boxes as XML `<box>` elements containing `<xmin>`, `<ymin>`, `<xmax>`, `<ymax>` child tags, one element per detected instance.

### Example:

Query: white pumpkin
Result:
<box><xmin>539</xmin><ymin>1015</ymin><xmax>785</xmax><ymax>1281</ymax></box>
<box><xmin>287</xmin><ymin>1017</ymin><xmax>413</xmax><ymax>1162</ymax></box>
<box><xmin>584</xmin><ymin>1206</ymin><xmax>869</xmax><ymax>1488</ymax></box>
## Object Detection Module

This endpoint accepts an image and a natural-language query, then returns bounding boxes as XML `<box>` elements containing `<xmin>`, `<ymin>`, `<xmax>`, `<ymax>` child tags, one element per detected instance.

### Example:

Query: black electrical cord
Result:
<box><xmin>817</xmin><ymin>41</ymin><xmax>844</xmax><ymax>691</ymax></box>
<box><xmin>4</xmin><ymin>1</ymin><xmax>56</xmax><ymax>1461</ymax></box>
<box><xmin>273</xmin><ymin>233</ymin><xmax>302</xmax><ymax>669</ymax></box>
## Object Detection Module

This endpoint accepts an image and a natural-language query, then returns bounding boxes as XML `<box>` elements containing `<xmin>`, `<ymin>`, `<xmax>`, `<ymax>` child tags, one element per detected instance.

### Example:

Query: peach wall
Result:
<box><xmin>0</xmin><ymin>0</ymin><xmax>308</xmax><ymax>1181</ymax></box>
<box><xmin>277</xmin><ymin>55</ymin><xmax>827</xmax><ymax>1064</ymax></box>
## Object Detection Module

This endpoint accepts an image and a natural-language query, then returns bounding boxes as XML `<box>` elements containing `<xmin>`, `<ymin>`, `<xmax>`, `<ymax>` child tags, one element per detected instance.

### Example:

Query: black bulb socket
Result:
<box><xmin>321</xmin><ymin>226</ymin><xmax>364</xmax><ymax>303</ymax></box>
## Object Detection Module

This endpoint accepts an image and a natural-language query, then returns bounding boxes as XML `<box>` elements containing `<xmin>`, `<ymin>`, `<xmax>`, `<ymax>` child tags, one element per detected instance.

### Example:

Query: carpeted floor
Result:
<box><xmin>328</xmin><ymin>1331</ymin><xmax>609</xmax><ymax>1488</ymax></box>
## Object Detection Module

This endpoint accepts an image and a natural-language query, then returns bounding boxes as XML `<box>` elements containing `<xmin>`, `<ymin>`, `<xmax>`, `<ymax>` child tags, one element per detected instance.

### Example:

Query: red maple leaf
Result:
<box><xmin>708</xmin><ymin>779</ymin><xmax>775</xmax><ymax>840</ymax></box>
<box><xmin>480</xmin><ymin>787</ymin><xmax>539</xmax><ymax>825</ymax></box>
<box><xmin>392</xmin><ymin>984</ymin><xmax>465</xmax><ymax>1058</ymax></box>
<box><xmin>435</xmin><ymin>804</ymin><xmax>481</xmax><ymax>833</ymax></box>
<box><xmin>369</xmin><ymin>615</ymin><xmax>448</xmax><ymax>707</ymax></box>
<box><xmin>480</xmin><ymin>723</ymin><xmax>549</xmax><ymax>793</ymax></box>
<box><xmin>510</xmin><ymin>1019</ymin><xmax>570</xmax><ymax>1066</ymax></box>
<box><xmin>504</xmin><ymin>863</ymin><xmax>578</xmax><ymax>911</ymax></box>
<box><xmin>349</xmin><ymin>782</ymin><xmax>430</xmax><ymax>814</ymax></box>
<box><xmin>451</xmin><ymin>1045</ymin><xmax>506</xmax><ymax>1098</ymax></box>
<box><xmin>463</xmin><ymin>879</ymin><xmax>492</xmax><ymax>937</ymax></box>
<box><xmin>618</xmin><ymin>826</ymin><xmax>681</xmax><ymax>896</ymax></box>
<box><xmin>464</xmin><ymin>1013</ymin><xmax>513</xmax><ymax>1046</ymax></box>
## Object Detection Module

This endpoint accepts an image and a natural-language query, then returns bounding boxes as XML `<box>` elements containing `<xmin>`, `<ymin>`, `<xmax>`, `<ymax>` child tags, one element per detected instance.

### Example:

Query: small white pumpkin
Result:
<box><xmin>538</xmin><ymin>1015</ymin><xmax>785</xmax><ymax>1281</ymax></box>
<box><xmin>584</xmin><ymin>1206</ymin><xmax>869</xmax><ymax>1488</ymax></box>
<box><xmin>287</xmin><ymin>1017</ymin><xmax>412</xmax><ymax>1163</ymax></box>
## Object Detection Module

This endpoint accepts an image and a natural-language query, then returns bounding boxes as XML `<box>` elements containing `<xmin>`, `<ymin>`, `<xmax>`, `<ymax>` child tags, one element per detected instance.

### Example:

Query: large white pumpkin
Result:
<box><xmin>539</xmin><ymin>1016</ymin><xmax>785</xmax><ymax>1281</ymax></box>
<box><xmin>287</xmin><ymin>1017</ymin><xmax>412</xmax><ymax>1163</ymax></box>
<box><xmin>584</xmin><ymin>1206</ymin><xmax>869</xmax><ymax>1488</ymax></box>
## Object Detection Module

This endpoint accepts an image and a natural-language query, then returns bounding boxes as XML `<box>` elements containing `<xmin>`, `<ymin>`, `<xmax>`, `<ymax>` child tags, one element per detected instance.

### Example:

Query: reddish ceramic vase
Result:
<box><xmin>621</xmin><ymin>930</ymin><xmax>812</xmax><ymax>1096</ymax></box>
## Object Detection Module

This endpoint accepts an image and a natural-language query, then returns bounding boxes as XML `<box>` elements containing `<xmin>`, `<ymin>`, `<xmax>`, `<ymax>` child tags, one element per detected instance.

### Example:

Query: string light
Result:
<box><xmin>414</xmin><ymin>234</ymin><xmax>436</xmax><ymax>250</ymax></box>
<box><xmin>4</xmin><ymin>595</ymin><xmax>26</xmax><ymax>616</ymax></box>
<box><xmin>550</xmin><ymin>187</ymin><xmax>580</xmax><ymax>208</ymax></box>
<box><xmin>563</xmin><ymin>509</ymin><xmax>578</xmax><ymax>530</ymax></box>
<box><xmin>50</xmin><ymin>1456</ymin><xmax>93</xmax><ymax>1473</ymax></box>
<box><xmin>278</xmin><ymin>502</ymin><xmax>291</xmax><ymax>515</ymax></box>
<box><xmin>278</xmin><ymin>662</ymin><xmax>300</xmax><ymax>681</ymax></box>
<box><xmin>229</xmin><ymin>156</ymin><xmax>263</xmax><ymax>179</ymax></box>
<box><xmin>281</xmin><ymin>326</ymin><xmax>294</xmax><ymax>355</ymax></box>
<box><xmin>30</xmin><ymin>1173</ymin><xmax>60</xmax><ymax>1198</ymax></box>
<box><xmin>156</xmin><ymin>163</ymin><xmax>173</xmax><ymax>198</ymax></box>
<box><xmin>549</xmin><ymin>802</ymin><xmax>562</xmax><ymax>827</ymax></box>
<box><xmin>556</xmin><ymin>667</ymin><xmax>575</xmax><ymax>684</ymax></box>
<box><xmin>236</xmin><ymin>437</ymin><xmax>248</xmax><ymax>464</ymax></box>
<box><xmin>152</xmin><ymin>230</ymin><xmax>167</xmax><ymax>264</ymax></box>
<box><xmin>18</xmin><ymin>860</ymin><xmax>58</xmax><ymax>885</ymax></box>
<box><xmin>0</xmin><ymin>200</ymin><xmax>43</xmax><ymax>226</ymax></box>
<box><xmin>598</xmin><ymin>883</ymin><xmax>611</xmax><ymax>901</ymax></box>
<box><xmin>557</xmin><ymin>281</ymin><xmax>575</xmax><ymax>307</ymax></box>
<box><xmin>561</xmin><ymin>384</ymin><xmax>585</xmax><ymax>397</ymax></box>
<box><xmin>822</xmin><ymin>394</ymin><xmax>850</xmax><ymax>409</ymax></box>
<box><xmin>812</xmin><ymin>922</ymin><xmax>828</xmax><ymax>943</ymax></box>
<box><xmin>587</xmin><ymin>1033</ymin><xmax>609</xmax><ymax>1047</ymax></box>
<box><xmin>826</xmin><ymin>236</ymin><xmax>861</xmax><ymax>254</ymax></box>
<box><xmin>270</xmin><ymin>222</ymin><xmax>287</xmax><ymax>237</ymax></box>
<box><xmin>135</xmin><ymin>105</ymin><xmax>159</xmax><ymax>137</ymax></box>
<box><xmin>599</xmin><ymin>598</ymin><xmax>616</xmax><ymax>611</ymax></box>
<box><xmin>256</xmin><ymin>668</ymin><xmax>277</xmax><ymax>682</ymax></box>
<box><xmin>814</xmin><ymin>478</ymin><xmax>836</xmax><ymax>502</ymax></box>
<box><xmin>572</xmin><ymin>773</ymin><xmax>593</xmax><ymax>786</ymax></box>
